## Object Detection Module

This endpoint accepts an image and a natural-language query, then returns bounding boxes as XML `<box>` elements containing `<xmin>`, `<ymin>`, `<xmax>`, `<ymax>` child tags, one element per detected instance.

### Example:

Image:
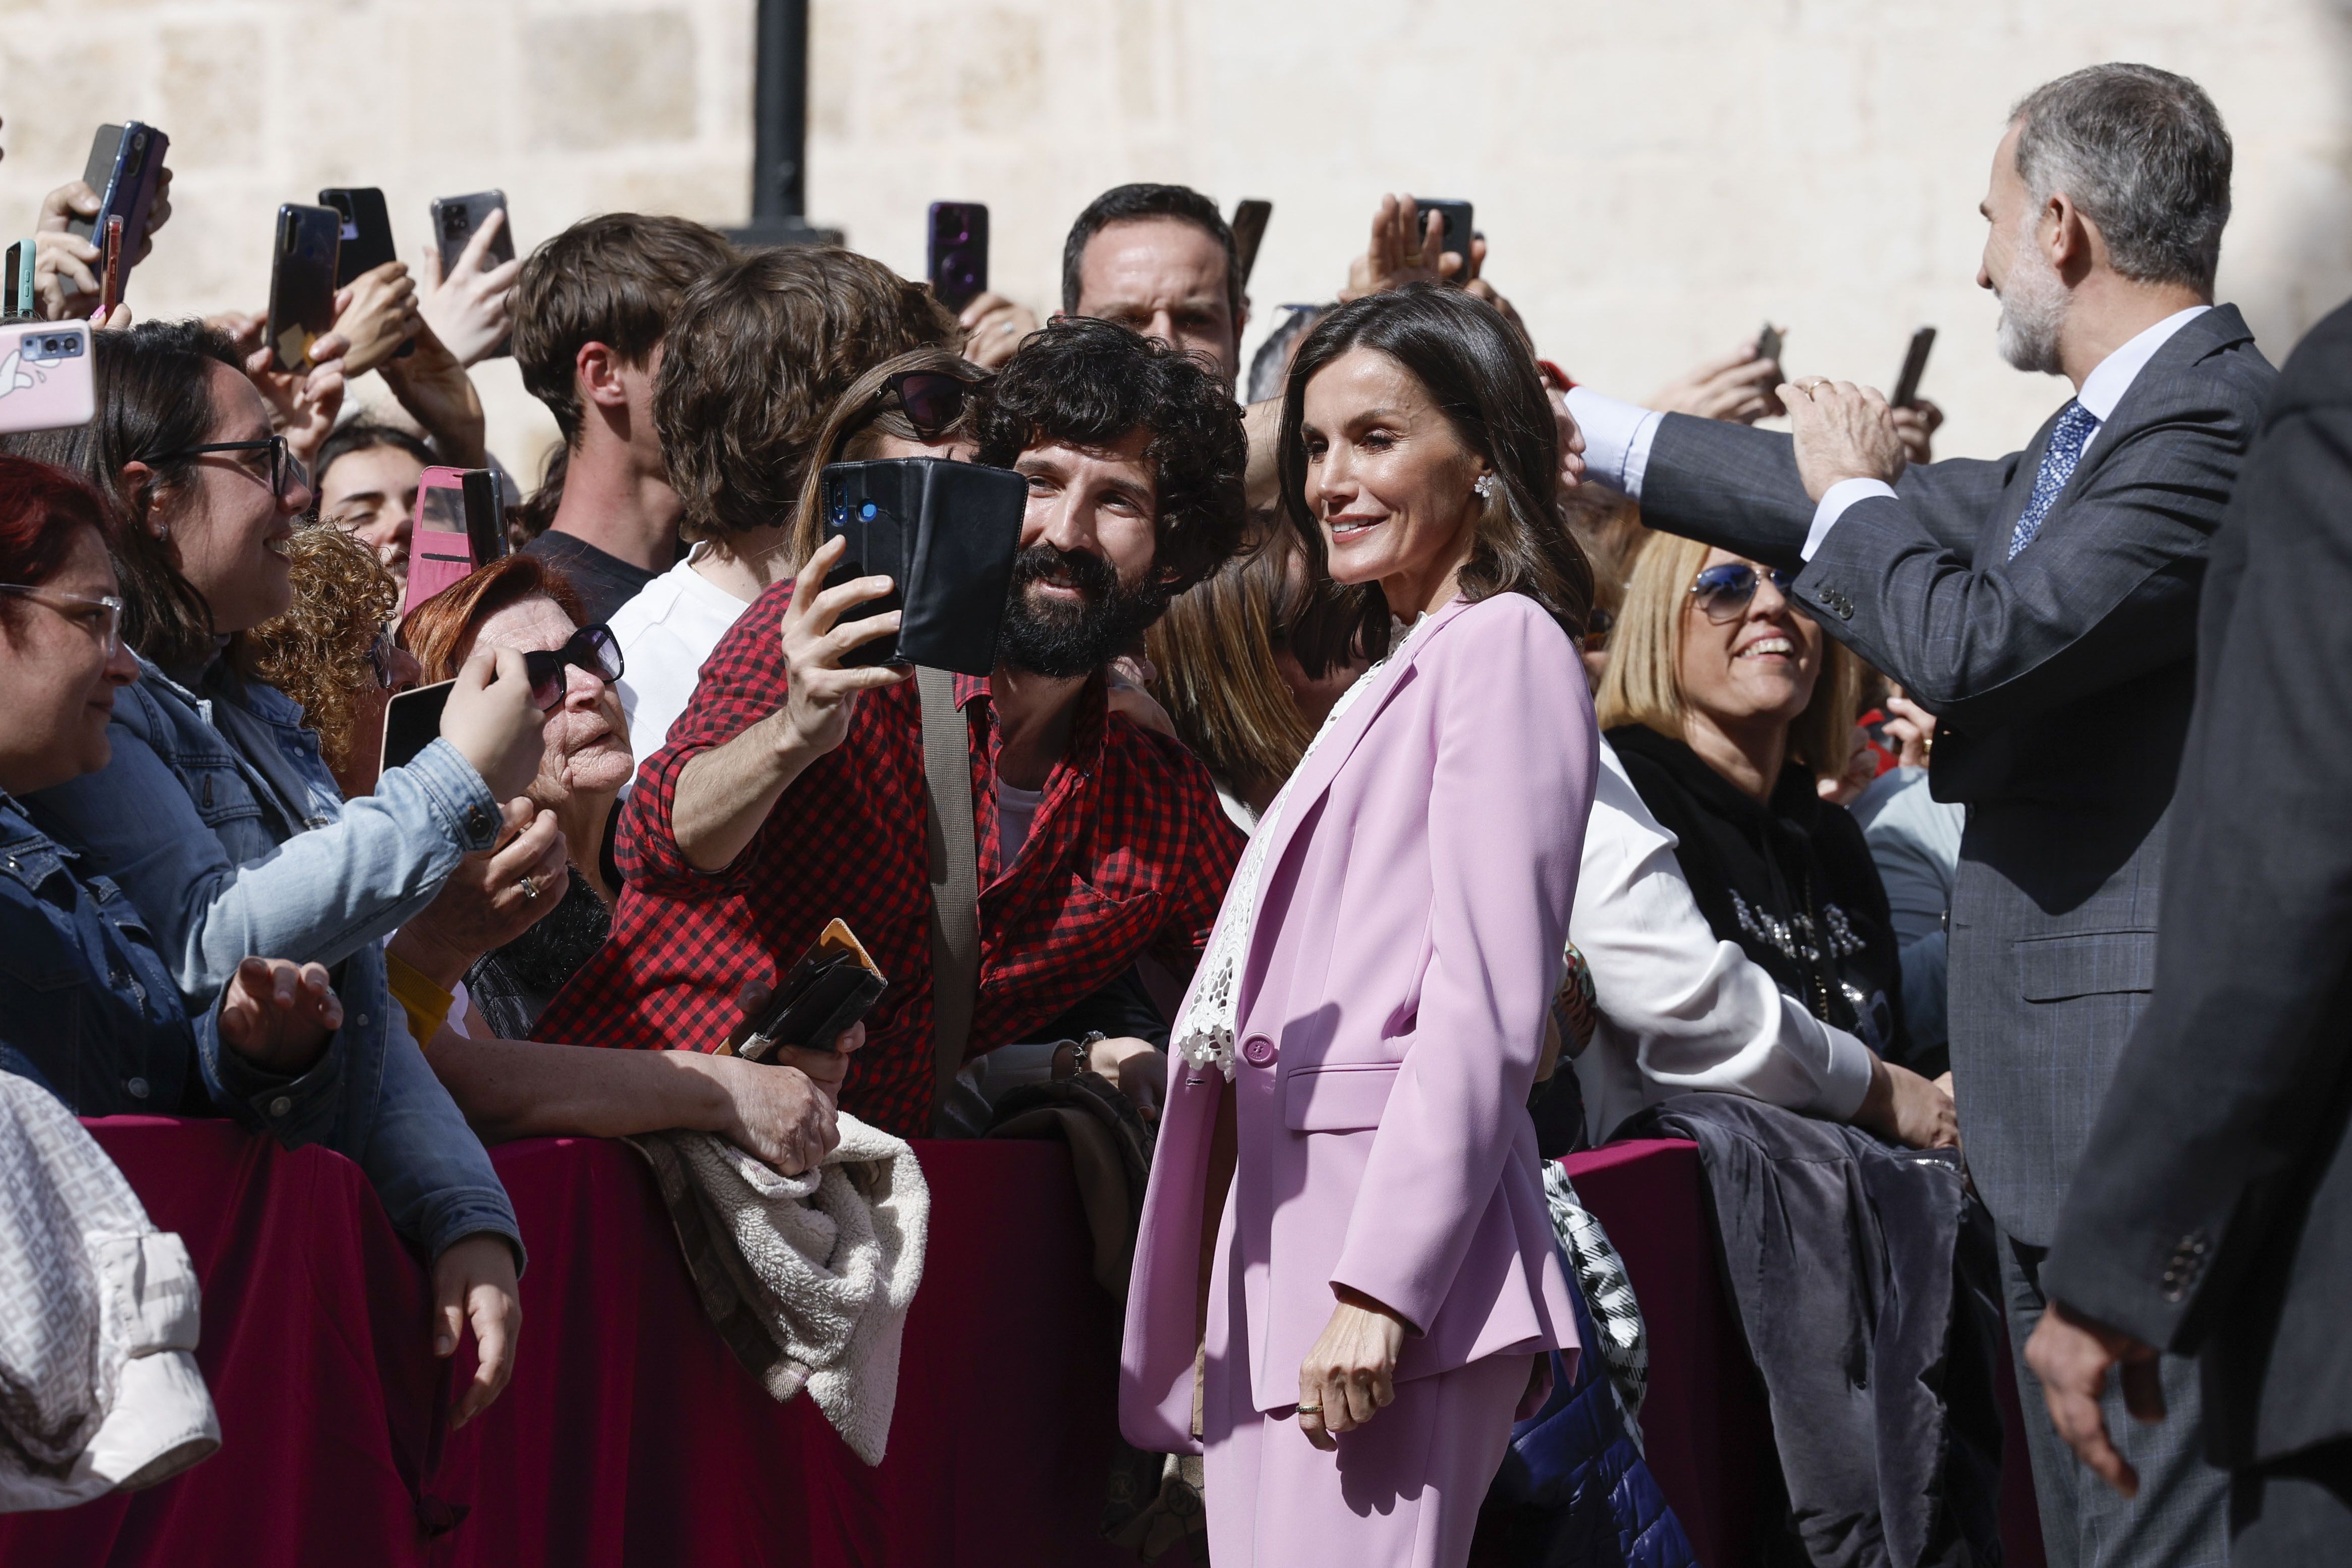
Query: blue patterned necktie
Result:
<box><xmin>2008</xmin><ymin>399</ymin><xmax>2099</xmax><ymax>559</ymax></box>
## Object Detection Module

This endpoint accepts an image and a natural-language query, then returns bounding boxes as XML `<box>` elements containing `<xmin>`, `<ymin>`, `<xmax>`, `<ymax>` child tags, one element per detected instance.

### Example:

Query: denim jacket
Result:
<box><xmin>0</xmin><ymin>793</ymin><xmax>332</xmax><ymax>1121</ymax></box>
<box><xmin>27</xmin><ymin>657</ymin><xmax>521</xmax><ymax>1265</ymax></box>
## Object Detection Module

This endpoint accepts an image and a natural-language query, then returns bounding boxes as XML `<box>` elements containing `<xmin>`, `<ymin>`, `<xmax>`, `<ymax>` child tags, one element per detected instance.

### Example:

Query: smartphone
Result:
<box><xmin>1229</xmin><ymin>198</ymin><xmax>1272</xmax><ymax>287</ymax></box>
<box><xmin>0</xmin><ymin>321</ymin><xmax>96</xmax><ymax>435</ymax></box>
<box><xmin>319</xmin><ymin>187</ymin><xmax>398</xmax><ymax>286</ymax></box>
<box><xmin>401</xmin><ymin>466</ymin><xmax>502</xmax><ymax>614</ymax></box>
<box><xmin>3</xmin><ymin>241</ymin><xmax>32</xmax><ymax>322</ymax></box>
<box><xmin>380</xmin><ymin>680</ymin><xmax>455</xmax><ymax>774</ymax></box>
<box><xmin>738</xmin><ymin>919</ymin><xmax>889</xmax><ymax>1064</ymax></box>
<box><xmin>1755</xmin><ymin>322</ymin><xmax>1784</xmax><ymax>366</ymax></box>
<box><xmin>821</xmin><ymin>457</ymin><xmax>1027</xmax><ymax>676</ymax></box>
<box><xmin>926</xmin><ymin>201</ymin><xmax>989</xmax><ymax>314</ymax></box>
<box><xmin>1412</xmin><ymin>198</ymin><xmax>1474</xmax><ymax>266</ymax></box>
<box><xmin>430</xmin><ymin>191</ymin><xmax>515</xmax><ymax>357</ymax></box>
<box><xmin>1891</xmin><ymin>325</ymin><xmax>1937</xmax><ymax>409</ymax></box>
<box><xmin>65</xmin><ymin>123</ymin><xmax>170</xmax><ymax>301</ymax></box>
<box><xmin>266</xmin><ymin>204</ymin><xmax>342</xmax><ymax>372</ymax></box>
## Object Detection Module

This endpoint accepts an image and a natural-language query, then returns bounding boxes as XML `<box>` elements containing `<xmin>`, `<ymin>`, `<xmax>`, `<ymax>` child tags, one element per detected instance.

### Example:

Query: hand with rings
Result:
<box><xmin>1777</xmin><ymin>375</ymin><xmax>1909</xmax><ymax>503</ymax></box>
<box><xmin>387</xmin><ymin>797</ymin><xmax>571</xmax><ymax>988</ymax></box>
<box><xmin>1295</xmin><ymin>1287</ymin><xmax>1410</xmax><ymax>1450</ymax></box>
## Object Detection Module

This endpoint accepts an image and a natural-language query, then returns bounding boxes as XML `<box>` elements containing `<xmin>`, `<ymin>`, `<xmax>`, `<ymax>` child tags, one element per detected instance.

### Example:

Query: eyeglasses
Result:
<box><xmin>132</xmin><ymin>435</ymin><xmax>309</xmax><ymax>503</ymax></box>
<box><xmin>1689</xmin><ymin>562</ymin><xmax>1798</xmax><ymax>623</ymax></box>
<box><xmin>521</xmin><ymin>624</ymin><xmax>624</xmax><ymax>709</ymax></box>
<box><xmin>0</xmin><ymin>584</ymin><xmax>125</xmax><ymax>655</ymax></box>
<box><xmin>882</xmin><ymin>370</ymin><xmax>987</xmax><ymax>441</ymax></box>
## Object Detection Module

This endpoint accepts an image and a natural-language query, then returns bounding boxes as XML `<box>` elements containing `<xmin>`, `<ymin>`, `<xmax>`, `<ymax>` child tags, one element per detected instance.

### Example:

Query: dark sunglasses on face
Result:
<box><xmin>881</xmin><ymin>370</ymin><xmax>987</xmax><ymax>442</ymax></box>
<box><xmin>132</xmin><ymin>434</ymin><xmax>309</xmax><ymax>503</ymax></box>
<box><xmin>1689</xmin><ymin>562</ymin><xmax>1798</xmax><ymax>623</ymax></box>
<box><xmin>520</xmin><ymin>624</ymin><xmax>624</xmax><ymax>709</ymax></box>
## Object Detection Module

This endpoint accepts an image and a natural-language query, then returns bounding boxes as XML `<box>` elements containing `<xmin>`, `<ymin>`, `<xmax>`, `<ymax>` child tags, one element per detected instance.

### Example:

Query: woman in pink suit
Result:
<box><xmin>1122</xmin><ymin>283</ymin><xmax>1600</xmax><ymax>1567</ymax></box>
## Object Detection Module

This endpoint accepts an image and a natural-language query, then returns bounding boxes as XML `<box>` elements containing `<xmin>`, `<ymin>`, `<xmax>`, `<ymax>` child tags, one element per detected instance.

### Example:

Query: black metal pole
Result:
<box><xmin>731</xmin><ymin>0</ymin><xmax>839</xmax><ymax>248</ymax></box>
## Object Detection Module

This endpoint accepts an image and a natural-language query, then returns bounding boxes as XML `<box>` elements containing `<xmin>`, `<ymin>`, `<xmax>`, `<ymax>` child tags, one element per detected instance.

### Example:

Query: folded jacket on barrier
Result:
<box><xmin>1623</xmin><ymin>1092</ymin><xmax>2006</xmax><ymax>1568</ymax></box>
<box><xmin>628</xmin><ymin>1113</ymin><xmax>929</xmax><ymax>1466</ymax></box>
<box><xmin>0</xmin><ymin>1074</ymin><xmax>217</xmax><ymax>1511</ymax></box>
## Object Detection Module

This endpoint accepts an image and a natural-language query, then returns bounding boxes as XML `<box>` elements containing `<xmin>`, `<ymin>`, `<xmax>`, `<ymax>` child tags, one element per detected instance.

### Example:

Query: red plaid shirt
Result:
<box><xmin>533</xmin><ymin>578</ymin><xmax>1244</xmax><ymax>1137</ymax></box>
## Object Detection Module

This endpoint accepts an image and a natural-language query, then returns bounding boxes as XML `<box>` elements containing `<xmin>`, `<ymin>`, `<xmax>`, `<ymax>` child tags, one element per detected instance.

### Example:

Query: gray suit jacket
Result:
<box><xmin>2042</xmin><ymin>297</ymin><xmax>2352</xmax><ymax>1467</ymax></box>
<box><xmin>1637</xmin><ymin>306</ymin><xmax>2275</xmax><ymax>1242</ymax></box>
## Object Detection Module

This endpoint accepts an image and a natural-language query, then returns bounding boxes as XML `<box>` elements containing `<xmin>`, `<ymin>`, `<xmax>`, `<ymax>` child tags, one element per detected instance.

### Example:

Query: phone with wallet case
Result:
<box><xmin>820</xmin><ymin>458</ymin><xmax>1026</xmax><ymax>676</ymax></box>
<box><xmin>0</xmin><ymin>321</ymin><xmax>96</xmax><ymax>435</ymax></box>
<box><xmin>736</xmin><ymin>919</ymin><xmax>889</xmax><ymax>1064</ymax></box>
<box><xmin>401</xmin><ymin>466</ymin><xmax>506</xmax><ymax>616</ymax></box>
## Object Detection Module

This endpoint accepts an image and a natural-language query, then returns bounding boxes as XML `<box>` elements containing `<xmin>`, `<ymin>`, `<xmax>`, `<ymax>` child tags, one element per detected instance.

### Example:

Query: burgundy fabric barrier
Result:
<box><xmin>1565</xmin><ymin>1138</ymin><xmax>2048</xmax><ymax>1568</ymax></box>
<box><xmin>1</xmin><ymin>1123</ymin><xmax>1128</xmax><ymax>1568</ymax></box>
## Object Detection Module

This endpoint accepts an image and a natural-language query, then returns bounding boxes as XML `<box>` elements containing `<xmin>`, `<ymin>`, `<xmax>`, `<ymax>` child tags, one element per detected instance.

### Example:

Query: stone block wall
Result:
<box><xmin>4</xmin><ymin>0</ymin><xmax>2347</xmax><ymax>479</ymax></box>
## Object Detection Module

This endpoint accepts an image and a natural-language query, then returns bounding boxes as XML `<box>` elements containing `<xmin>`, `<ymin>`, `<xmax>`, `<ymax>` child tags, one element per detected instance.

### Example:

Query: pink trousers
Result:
<box><xmin>1197</xmin><ymin>1189</ymin><xmax>1531</xmax><ymax>1567</ymax></box>
<box><xmin>1200</xmin><ymin>1341</ymin><xmax>1530</xmax><ymax>1568</ymax></box>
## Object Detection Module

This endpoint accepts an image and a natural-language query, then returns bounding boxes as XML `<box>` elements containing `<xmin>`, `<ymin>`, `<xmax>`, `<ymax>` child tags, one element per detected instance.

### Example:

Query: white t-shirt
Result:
<box><xmin>607</xmin><ymin>541</ymin><xmax>758</xmax><ymax>781</ymax></box>
<box><xmin>997</xmin><ymin>779</ymin><xmax>1046</xmax><ymax>869</ymax></box>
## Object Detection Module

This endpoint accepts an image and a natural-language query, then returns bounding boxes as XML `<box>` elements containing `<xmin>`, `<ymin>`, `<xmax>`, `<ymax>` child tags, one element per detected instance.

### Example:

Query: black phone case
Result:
<box><xmin>1415</xmin><ymin>198</ymin><xmax>1473</xmax><ymax>261</ymax></box>
<box><xmin>321</xmin><ymin>188</ymin><xmax>399</xmax><ymax>287</ymax></box>
<box><xmin>462</xmin><ymin>469</ymin><xmax>509</xmax><ymax>564</ymax></box>
<box><xmin>740</xmin><ymin>950</ymin><xmax>888</xmax><ymax>1064</ymax></box>
<box><xmin>380</xmin><ymin>680</ymin><xmax>456</xmax><ymax>774</ymax></box>
<box><xmin>267</xmin><ymin>204</ymin><xmax>343</xmax><ymax>372</ymax></box>
<box><xmin>821</xmin><ymin>458</ymin><xmax>1026</xmax><ymax>677</ymax></box>
<box><xmin>1892</xmin><ymin>326</ymin><xmax>1937</xmax><ymax>409</ymax></box>
<box><xmin>927</xmin><ymin>202</ymin><xmax>989</xmax><ymax>313</ymax></box>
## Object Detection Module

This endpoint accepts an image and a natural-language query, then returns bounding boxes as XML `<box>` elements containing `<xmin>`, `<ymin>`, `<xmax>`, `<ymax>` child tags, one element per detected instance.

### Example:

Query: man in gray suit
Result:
<box><xmin>1565</xmin><ymin>64</ymin><xmax>2275</xmax><ymax>1568</ymax></box>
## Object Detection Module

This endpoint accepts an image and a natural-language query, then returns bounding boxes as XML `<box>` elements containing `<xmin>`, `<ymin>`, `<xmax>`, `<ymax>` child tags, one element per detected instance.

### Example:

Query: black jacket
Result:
<box><xmin>1626</xmin><ymin>1093</ymin><xmax>2004</xmax><ymax>1568</ymax></box>
<box><xmin>1607</xmin><ymin>724</ymin><xmax>1920</xmax><ymax>1073</ymax></box>
<box><xmin>2042</xmin><ymin>296</ymin><xmax>2352</xmax><ymax>1468</ymax></box>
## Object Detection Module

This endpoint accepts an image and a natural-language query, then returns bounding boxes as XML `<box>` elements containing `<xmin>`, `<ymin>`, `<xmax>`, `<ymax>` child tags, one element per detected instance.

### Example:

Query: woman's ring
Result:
<box><xmin>1798</xmin><ymin>377</ymin><xmax>1830</xmax><ymax>395</ymax></box>
<box><xmin>519</xmin><ymin>874</ymin><xmax>541</xmax><ymax>901</ymax></box>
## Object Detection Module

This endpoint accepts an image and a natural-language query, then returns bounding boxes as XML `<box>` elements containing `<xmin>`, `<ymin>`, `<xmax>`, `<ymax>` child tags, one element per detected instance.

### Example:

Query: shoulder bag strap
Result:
<box><xmin>917</xmin><ymin>666</ymin><xmax>981</xmax><ymax>1132</ymax></box>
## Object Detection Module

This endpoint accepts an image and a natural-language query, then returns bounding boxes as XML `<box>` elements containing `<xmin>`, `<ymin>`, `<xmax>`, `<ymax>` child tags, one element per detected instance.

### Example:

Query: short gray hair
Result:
<box><xmin>2010</xmin><ymin>64</ymin><xmax>2232</xmax><ymax>293</ymax></box>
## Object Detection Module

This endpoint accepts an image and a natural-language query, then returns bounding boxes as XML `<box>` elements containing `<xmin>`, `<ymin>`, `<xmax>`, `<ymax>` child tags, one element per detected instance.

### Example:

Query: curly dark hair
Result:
<box><xmin>1278</xmin><ymin>284</ymin><xmax>1592</xmax><ymax>656</ymax></box>
<box><xmin>971</xmin><ymin>316</ymin><xmax>1247</xmax><ymax>597</ymax></box>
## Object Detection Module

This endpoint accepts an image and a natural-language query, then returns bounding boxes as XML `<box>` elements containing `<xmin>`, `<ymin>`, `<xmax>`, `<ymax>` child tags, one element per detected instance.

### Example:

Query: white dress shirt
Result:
<box><xmin>1565</xmin><ymin>304</ymin><xmax>2216</xmax><ymax>561</ymax></box>
<box><xmin>1569</xmin><ymin>740</ymin><xmax>1877</xmax><ymax>1145</ymax></box>
<box><xmin>607</xmin><ymin>540</ymin><xmax>759</xmax><ymax>781</ymax></box>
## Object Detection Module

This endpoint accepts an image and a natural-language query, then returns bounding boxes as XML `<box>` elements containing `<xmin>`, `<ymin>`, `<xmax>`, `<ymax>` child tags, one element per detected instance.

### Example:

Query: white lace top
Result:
<box><xmin>1171</xmin><ymin>615</ymin><xmax>1435</xmax><ymax>1080</ymax></box>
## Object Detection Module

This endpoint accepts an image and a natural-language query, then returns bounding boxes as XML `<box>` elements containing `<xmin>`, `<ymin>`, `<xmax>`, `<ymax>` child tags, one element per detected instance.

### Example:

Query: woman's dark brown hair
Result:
<box><xmin>1275</xmin><ymin>284</ymin><xmax>1593</xmax><ymax>658</ymax></box>
<box><xmin>398</xmin><ymin>554</ymin><xmax>587</xmax><ymax>683</ymax></box>
<box><xmin>1</xmin><ymin>320</ymin><xmax>244</xmax><ymax>670</ymax></box>
<box><xmin>782</xmin><ymin>346</ymin><xmax>987</xmax><ymax>571</ymax></box>
<box><xmin>655</xmin><ymin>247</ymin><xmax>958</xmax><ymax>543</ymax></box>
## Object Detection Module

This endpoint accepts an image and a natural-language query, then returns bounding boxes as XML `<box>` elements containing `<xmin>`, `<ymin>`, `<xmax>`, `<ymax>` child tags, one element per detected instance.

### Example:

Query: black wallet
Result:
<box><xmin>820</xmin><ymin>457</ymin><xmax>1026</xmax><ymax>676</ymax></box>
<box><xmin>736</xmin><ymin>919</ymin><xmax>890</xmax><ymax>1063</ymax></box>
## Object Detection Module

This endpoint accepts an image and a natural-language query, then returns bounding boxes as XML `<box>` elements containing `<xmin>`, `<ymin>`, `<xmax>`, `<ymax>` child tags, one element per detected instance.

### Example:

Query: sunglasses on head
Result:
<box><xmin>521</xmin><ymin>624</ymin><xmax>624</xmax><ymax>709</ymax></box>
<box><xmin>881</xmin><ymin>370</ymin><xmax>986</xmax><ymax>442</ymax></box>
<box><xmin>1689</xmin><ymin>562</ymin><xmax>1797</xmax><ymax>623</ymax></box>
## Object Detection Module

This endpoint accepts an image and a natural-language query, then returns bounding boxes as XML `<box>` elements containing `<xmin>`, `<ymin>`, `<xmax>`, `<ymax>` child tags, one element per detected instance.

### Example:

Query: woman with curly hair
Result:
<box><xmin>245</xmin><ymin>521</ymin><xmax>419</xmax><ymax>797</ymax></box>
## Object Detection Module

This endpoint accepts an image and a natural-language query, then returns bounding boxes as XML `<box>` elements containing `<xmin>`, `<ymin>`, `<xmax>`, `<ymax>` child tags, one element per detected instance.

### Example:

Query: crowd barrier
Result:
<box><xmin>0</xmin><ymin>1121</ymin><xmax>2045</xmax><ymax>1566</ymax></box>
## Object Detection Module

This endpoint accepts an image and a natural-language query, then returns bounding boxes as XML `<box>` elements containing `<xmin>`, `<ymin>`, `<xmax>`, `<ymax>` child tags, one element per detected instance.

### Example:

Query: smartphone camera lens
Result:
<box><xmin>442</xmin><ymin>207</ymin><xmax>467</xmax><ymax>241</ymax></box>
<box><xmin>860</xmin><ymin>502</ymin><xmax>877</xmax><ymax>521</ymax></box>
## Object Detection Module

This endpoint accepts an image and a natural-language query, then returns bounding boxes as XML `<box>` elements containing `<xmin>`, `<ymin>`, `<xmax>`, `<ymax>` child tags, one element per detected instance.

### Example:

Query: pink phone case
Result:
<box><xmin>401</xmin><ymin>465</ymin><xmax>478</xmax><ymax>614</ymax></box>
<box><xmin>0</xmin><ymin>321</ymin><xmax>96</xmax><ymax>435</ymax></box>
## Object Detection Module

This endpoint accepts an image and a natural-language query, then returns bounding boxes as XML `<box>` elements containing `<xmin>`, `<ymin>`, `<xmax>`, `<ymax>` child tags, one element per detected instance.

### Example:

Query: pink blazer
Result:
<box><xmin>1121</xmin><ymin>592</ymin><xmax>1597</xmax><ymax>1449</ymax></box>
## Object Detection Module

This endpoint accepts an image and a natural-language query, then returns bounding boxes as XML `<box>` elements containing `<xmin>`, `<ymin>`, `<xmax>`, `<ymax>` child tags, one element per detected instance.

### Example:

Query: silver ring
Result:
<box><xmin>1295</xmin><ymin>1403</ymin><xmax>1323</xmax><ymax>1416</ymax></box>
<box><xmin>518</xmin><ymin>874</ymin><xmax>541</xmax><ymax>901</ymax></box>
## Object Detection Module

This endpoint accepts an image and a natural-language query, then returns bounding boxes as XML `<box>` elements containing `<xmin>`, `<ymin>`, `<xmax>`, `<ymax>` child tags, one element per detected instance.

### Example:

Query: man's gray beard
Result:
<box><xmin>1995</xmin><ymin>240</ymin><xmax>2069</xmax><ymax>375</ymax></box>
